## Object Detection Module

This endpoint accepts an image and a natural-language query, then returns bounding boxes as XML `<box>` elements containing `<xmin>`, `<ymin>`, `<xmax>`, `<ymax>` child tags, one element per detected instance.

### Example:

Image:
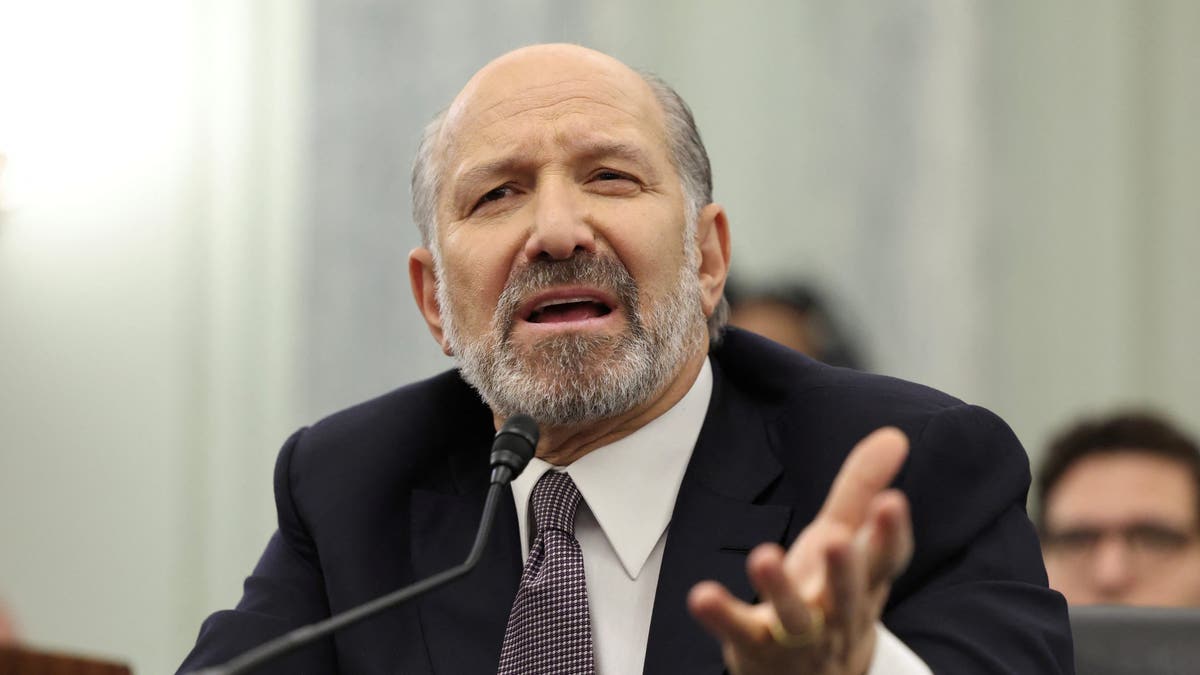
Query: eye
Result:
<box><xmin>1045</xmin><ymin>528</ymin><xmax>1101</xmax><ymax>552</ymax></box>
<box><xmin>594</xmin><ymin>169</ymin><xmax>631</xmax><ymax>181</ymax></box>
<box><xmin>1127</xmin><ymin>524</ymin><xmax>1192</xmax><ymax>552</ymax></box>
<box><xmin>471</xmin><ymin>185</ymin><xmax>514</xmax><ymax>213</ymax></box>
<box><xmin>588</xmin><ymin>169</ymin><xmax>640</xmax><ymax>195</ymax></box>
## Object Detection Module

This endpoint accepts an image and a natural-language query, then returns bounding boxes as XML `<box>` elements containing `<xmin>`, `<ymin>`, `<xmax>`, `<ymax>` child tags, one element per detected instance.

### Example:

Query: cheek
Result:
<box><xmin>440</xmin><ymin>238</ymin><xmax>517</xmax><ymax>322</ymax></box>
<box><xmin>1042</xmin><ymin>557</ymin><xmax>1070</xmax><ymax>587</ymax></box>
<box><xmin>598</xmin><ymin>204</ymin><xmax>688</xmax><ymax>284</ymax></box>
<box><xmin>1165</xmin><ymin>548</ymin><xmax>1200</xmax><ymax>583</ymax></box>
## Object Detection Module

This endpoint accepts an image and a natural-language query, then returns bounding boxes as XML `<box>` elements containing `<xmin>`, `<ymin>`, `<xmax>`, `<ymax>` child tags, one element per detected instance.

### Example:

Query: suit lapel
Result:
<box><xmin>410</xmin><ymin>433</ymin><xmax>523</xmax><ymax>674</ymax></box>
<box><xmin>642</xmin><ymin>361</ymin><xmax>793</xmax><ymax>675</ymax></box>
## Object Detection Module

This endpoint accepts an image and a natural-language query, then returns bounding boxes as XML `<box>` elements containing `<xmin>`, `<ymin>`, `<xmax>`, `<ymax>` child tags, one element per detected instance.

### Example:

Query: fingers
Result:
<box><xmin>862</xmin><ymin>488</ymin><xmax>914</xmax><ymax>587</ymax></box>
<box><xmin>690</xmin><ymin>522</ymin><xmax>903</xmax><ymax>675</ymax></box>
<box><xmin>688</xmin><ymin>580</ymin><xmax>774</xmax><ymax>649</ymax></box>
<box><xmin>773</xmin><ymin>489</ymin><xmax>911</xmax><ymax>633</ymax></box>
<box><xmin>760</xmin><ymin>531</ymin><xmax>864</xmax><ymax>639</ymax></box>
<box><xmin>820</xmin><ymin>427</ymin><xmax>909</xmax><ymax>528</ymax></box>
<box><xmin>690</xmin><ymin>543</ymin><xmax>834</xmax><ymax>658</ymax></box>
<box><xmin>824</xmin><ymin>531</ymin><xmax>865</xmax><ymax>635</ymax></box>
<box><xmin>745</xmin><ymin>543</ymin><xmax>827</xmax><ymax>637</ymax></box>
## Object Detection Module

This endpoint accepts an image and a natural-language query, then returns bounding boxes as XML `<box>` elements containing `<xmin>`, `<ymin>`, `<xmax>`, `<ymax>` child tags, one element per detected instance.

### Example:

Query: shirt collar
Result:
<box><xmin>511</xmin><ymin>358</ymin><xmax>713</xmax><ymax>579</ymax></box>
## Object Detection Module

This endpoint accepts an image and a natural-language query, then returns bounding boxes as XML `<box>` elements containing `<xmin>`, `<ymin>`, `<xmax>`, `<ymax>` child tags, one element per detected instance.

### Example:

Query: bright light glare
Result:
<box><xmin>0</xmin><ymin>1</ymin><xmax>190</xmax><ymax>215</ymax></box>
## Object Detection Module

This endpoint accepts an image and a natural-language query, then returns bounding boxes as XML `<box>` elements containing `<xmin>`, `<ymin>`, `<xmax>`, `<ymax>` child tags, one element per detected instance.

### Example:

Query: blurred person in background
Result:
<box><xmin>726</xmin><ymin>282</ymin><xmax>866</xmax><ymax>370</ymax></box>
<box><xmin>1037</xmin><ymin>410</ymin><xmax>1200</xmax><ymax>606</ymax></box>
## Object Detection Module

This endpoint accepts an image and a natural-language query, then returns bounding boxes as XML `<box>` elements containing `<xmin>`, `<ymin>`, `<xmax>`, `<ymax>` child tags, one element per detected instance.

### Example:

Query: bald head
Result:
<box><xmin>445</xmin><ymin>44</ymin><xmax>660</xmax><ymax>141</ymax></box>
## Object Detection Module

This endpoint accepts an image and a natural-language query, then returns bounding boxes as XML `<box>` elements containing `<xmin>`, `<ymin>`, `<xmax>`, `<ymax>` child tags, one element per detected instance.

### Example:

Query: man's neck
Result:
<box><xmin>493</xmin><ymin>347</ymin><xmax>709</xmax><ymax>466</ymax></box>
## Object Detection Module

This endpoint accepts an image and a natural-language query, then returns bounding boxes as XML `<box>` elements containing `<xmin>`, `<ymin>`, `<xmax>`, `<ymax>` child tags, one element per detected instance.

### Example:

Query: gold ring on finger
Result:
<box><xmin>768</xmin><ymin>604</ymin><xmax>825</xmax><ymax>648</ymax></box>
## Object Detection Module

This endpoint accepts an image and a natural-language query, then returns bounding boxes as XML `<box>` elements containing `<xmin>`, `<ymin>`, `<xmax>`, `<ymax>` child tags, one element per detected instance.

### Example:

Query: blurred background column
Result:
<box><xmin>0</xmin><ymin>0</ymin><xmax>307</xmax><ymax>671</ymax></box>
<box><xmin>979</xmin><ymin>0</ymin><xmax>1200</xmax><ymax>452</ymax></box>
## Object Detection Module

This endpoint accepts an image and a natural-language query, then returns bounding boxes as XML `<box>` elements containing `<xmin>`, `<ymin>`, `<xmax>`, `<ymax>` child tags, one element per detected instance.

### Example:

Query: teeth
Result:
<box><xmin>534</xmin><ymin>297</ymin><xmax>596</xmax><ymax>311</ymax></box>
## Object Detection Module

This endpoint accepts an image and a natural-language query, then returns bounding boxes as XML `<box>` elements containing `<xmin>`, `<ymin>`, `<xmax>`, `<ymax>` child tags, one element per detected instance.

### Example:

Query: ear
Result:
<box><xmin>409</xmin><ymin>247</ymin><xmax>454</xmax><ymax>356</ymax></box>
<box><xmin>694</xmin><ymin>203</ymin><xmax>731</xmax><ymax>318</ymax></box>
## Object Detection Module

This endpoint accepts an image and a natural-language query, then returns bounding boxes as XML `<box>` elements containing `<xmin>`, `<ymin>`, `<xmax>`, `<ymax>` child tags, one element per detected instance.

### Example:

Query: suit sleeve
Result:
<box><xmin>176</xmin><ymin>428</ymin><xmax>338</xmax><ymax>674</ymax></box>
<box><xmin>883</xmin><ymin>404</ymin><xmax>1075</xmax><ymax>674</ymax></box>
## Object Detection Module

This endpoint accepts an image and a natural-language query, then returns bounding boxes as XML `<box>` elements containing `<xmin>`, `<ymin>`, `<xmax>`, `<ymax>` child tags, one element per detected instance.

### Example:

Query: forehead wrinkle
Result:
<box><xmin>447</xmin><ymin>112</ymin><xmax>665</xmax><ymax>186</ymax></box>
<box><xmin>468</xmin><ymin>96</ymin><xmax>652</xmax><ymax>144</ymax></box>
<box><xmin>556</xmin><ymin>137</ymin><xmax>662</xmax><ymax>175</ymax></box>
<box><xmin>450</xmin><ymin>71</ymin><xmax>661</xmax><ymax>148</ymax></box>
<box><xmin>475</xmin><ymin>73</ymin><xmax>652</xmax><ymax>116</ymax></box>
<box><xmin>451</xmin><ymin>133</ymin><xmax>666</xmax><ymax>197</ymax></box>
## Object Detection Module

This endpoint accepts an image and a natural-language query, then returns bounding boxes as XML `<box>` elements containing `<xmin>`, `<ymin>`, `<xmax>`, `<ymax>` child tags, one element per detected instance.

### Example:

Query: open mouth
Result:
<box><xmin>518</xmin><ymin>288</ymin><xmax>619</xmax><ymax>327</ymax></box>
<box><xmin>527</xmin><ymin>297</ymin><xmax>614</xmax><ymax>324</ymax></box>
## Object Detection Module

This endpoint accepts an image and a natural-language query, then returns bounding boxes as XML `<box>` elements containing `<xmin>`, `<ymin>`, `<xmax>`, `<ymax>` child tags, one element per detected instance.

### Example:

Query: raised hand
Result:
<box><xmin>687</xmin><ymin>427</ymin><xmax>914</xmax><ymax>675</ymax></box>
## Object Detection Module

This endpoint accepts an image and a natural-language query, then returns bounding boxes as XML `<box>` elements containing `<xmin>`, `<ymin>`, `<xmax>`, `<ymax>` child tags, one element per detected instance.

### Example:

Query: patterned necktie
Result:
<box><xmin>497</xmin><ymin>470</ymin><xmax>595</xmax><ymax>675</ymax></box>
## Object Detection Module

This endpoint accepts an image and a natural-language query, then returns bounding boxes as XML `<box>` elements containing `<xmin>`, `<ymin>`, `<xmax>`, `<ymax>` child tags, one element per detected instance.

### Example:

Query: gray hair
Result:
<box><xmin>410</xmin><ymin>70</ymin><xmax>728</xmax><ymax>344</ymax></box>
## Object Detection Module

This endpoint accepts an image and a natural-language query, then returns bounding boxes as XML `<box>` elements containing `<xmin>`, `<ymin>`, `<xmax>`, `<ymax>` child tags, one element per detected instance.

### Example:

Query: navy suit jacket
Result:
<box><xmin>179</xmin><ymin>329</ymin><xmax>1073</xmax><ymax>674</ymax></box>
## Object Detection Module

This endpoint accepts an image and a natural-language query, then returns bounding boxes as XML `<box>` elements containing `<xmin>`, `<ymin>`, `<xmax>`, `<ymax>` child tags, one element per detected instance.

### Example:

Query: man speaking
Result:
<box><xmin>179</xmin><ymin>44</ymin><xmax>1072</xmax><ymax>674</ymax></box>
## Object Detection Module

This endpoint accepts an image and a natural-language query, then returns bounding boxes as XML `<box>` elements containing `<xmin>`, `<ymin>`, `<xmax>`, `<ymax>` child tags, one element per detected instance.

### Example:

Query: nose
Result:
<box><xmin>1090</xmin><ymin>536</ymin><xmax>1136</xmax><ymax>599</ymax></box>
<box><xmin>522</xmin><ymin>177</ymin><xmax>596</xmax><ymax>261</ymax></box>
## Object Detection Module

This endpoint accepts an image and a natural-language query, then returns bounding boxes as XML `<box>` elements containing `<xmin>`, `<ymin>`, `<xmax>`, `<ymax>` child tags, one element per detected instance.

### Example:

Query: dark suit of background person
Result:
<box><xmin>178</xmin><ymin>329</ymin><xmax>1073</xmax><ymax>674</ymax></box>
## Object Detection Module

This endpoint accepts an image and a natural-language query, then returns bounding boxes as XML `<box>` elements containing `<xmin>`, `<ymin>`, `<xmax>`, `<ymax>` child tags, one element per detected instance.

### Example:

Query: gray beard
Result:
<box><xmin>437</xmin><ymin>252</ymin><xmax>705</xmax><ymax>427</ymax></box>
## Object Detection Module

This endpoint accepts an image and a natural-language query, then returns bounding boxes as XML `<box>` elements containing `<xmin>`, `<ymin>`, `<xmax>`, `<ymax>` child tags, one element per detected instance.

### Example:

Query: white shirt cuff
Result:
<box><xmin>866</xmin><ymin>622</ymin><xmax>932</xmax><ymax>675</ymax></box>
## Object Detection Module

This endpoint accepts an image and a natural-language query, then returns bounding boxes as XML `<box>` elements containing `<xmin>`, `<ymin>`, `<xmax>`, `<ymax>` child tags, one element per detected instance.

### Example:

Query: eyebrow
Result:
<box><xmin>451</xmin><ymin>140</ymin><xmax>660</xmax><ymax>205</ymax></box>
<box><xmin>569</xmin><ymin>140</ymin><xmax>657</xmax><ymax>171</ymax></box>
<box><xmin>453</xmin><ymin>158</ymin><xmax>528</xmax><ymax>198</ymax></box>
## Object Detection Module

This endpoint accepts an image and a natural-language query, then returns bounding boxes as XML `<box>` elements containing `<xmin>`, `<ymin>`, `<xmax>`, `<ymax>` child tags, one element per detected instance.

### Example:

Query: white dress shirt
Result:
<box><xmin>510</xmin><ymin>358</ymin><xmax>932</xmax><ymax>674</ymax></box>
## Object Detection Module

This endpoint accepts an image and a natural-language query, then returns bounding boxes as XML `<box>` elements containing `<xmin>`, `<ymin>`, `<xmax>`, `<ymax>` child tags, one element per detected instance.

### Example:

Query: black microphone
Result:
<box><xmin>491</xmin><ymin>413</ymin><xmax>539</xmax><ymax>485</ymax></box>
<box><xmin>190</xmin><ymin>414</ymin><xmax>539</xmax><ymax>675</ymax></box>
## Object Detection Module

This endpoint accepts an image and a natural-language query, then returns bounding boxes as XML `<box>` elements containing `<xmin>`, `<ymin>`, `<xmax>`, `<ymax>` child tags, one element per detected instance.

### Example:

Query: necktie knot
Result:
<box><xmin>530</xmin><ymin>470</ymin><xmax>582</xmax><ymax>536</ymax></box>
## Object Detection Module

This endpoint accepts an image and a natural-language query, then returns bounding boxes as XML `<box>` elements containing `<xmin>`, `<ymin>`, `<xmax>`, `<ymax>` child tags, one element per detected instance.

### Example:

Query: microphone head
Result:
<box><xmin>490</xmin><ymin>414</ymin><xmax>538</xmax><ymax>482</ymax></box>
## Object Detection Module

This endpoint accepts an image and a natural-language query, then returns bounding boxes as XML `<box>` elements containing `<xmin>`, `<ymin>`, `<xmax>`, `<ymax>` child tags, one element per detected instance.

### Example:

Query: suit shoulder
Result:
<box><xmin>714</xmin><ymin>328</ymin><xmax>963</xmax><ymax>422</ymax></box>
<box><xmin>308</xmin><ymin>369</ymin><xmax>480</xmax><ymax>437</ymax></box>
<box><xmin>286</xmin><ymin>369</ymin><xmax>491</xmax><ymax>472</ymax></box>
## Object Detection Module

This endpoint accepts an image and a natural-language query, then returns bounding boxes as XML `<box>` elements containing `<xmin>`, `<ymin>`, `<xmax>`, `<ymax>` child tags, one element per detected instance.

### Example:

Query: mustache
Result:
<box><xmin>495</xmin><ymin>253</ymin><xmax>640</xmax><ymax>336</ymax></box>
